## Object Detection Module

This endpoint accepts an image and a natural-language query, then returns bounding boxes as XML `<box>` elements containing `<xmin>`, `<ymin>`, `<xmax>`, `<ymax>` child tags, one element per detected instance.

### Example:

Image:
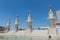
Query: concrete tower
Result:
<box><xmin>48</xmin><ymin>5</ymin><xmax>57</xmax><ymax>37</ymax></box>
<box><xmin>48</xmin><ymin>5</ymin><xmax>55</xmax><ymax>28</ymax></box>
<box><xmin>27</xmin><ymin>10</ymin><xmax>32</xmax><ymax>32</ymax></box>
<box><xmin>15</xmin><ymin>16</ymin><xmax>19</xmax><ymax>32</ymax></box>
<box><xmin>6</xmin><ymin>18</ymin><xmax>10</xmax><ymax>32</ymax></box>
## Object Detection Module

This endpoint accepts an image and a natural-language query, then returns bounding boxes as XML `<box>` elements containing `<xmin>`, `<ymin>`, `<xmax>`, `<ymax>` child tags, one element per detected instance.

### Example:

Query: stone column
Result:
<box><xmin>27</xmin><ymin>10</ymin><xmax>32</xmax><ymax>32</ymax></box>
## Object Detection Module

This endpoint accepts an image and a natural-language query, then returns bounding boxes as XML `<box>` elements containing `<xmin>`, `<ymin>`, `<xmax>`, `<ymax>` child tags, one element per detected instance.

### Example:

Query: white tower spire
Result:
<box><xmin>28</xmin><ymin>10</ymin><xmax>32</xmax><ymax>22</ymax></box>
<box><xmin>6</xmin><ymin>18</ymin><xmax>10</xmax><ymax>32</ymax></box>
<box><xmin>27</xmin><ymin>10</ymin><xmax>32</xmax><ymax>32</ymax></box>
<box><xmin>48</xmin><ymin>5</ymin><xmax>55</xmax><ymax>28</ymax></box>
<box><xmin>49</xmin><ymin>5</ymin><xmax>54</xmax><ymax>20</ymax></box>
<box><xmin>15</xmin><ymin>16</ymin><xmax>19</xmax><ymax>32</ymax></box>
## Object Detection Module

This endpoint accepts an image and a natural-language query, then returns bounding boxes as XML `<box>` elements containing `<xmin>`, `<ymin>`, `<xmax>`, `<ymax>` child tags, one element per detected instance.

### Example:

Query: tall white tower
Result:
<box><xmin>48</xmin><ymin>5</ymin><xmax>55</xmax><ymax>28</ymax></box>
<box><xmin>15</xmin><ymin>16</ymin><xmax>19</xmax><ymax>32</ymax></box>
<box><xmin>6</xmin><ymin>18</ymin><xmax>10</xmax><ymax>32</ymax></box>
<box><xmin>27</xmin><ymin>10</ymin><xmax>32</xmax><ymax>32</ymax></box>
<box><xmin>48</xmin><ymin>5</ymin><xmax>57</xmax><ymax>37</ymax></box>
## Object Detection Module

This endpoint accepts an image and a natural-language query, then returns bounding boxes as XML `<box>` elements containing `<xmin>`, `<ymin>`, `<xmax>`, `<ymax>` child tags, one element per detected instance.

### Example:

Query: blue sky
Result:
<box><xmin>0</xmin><ymin>0</ymin><xmax>60</xmax><ymax>29</ymax></box>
